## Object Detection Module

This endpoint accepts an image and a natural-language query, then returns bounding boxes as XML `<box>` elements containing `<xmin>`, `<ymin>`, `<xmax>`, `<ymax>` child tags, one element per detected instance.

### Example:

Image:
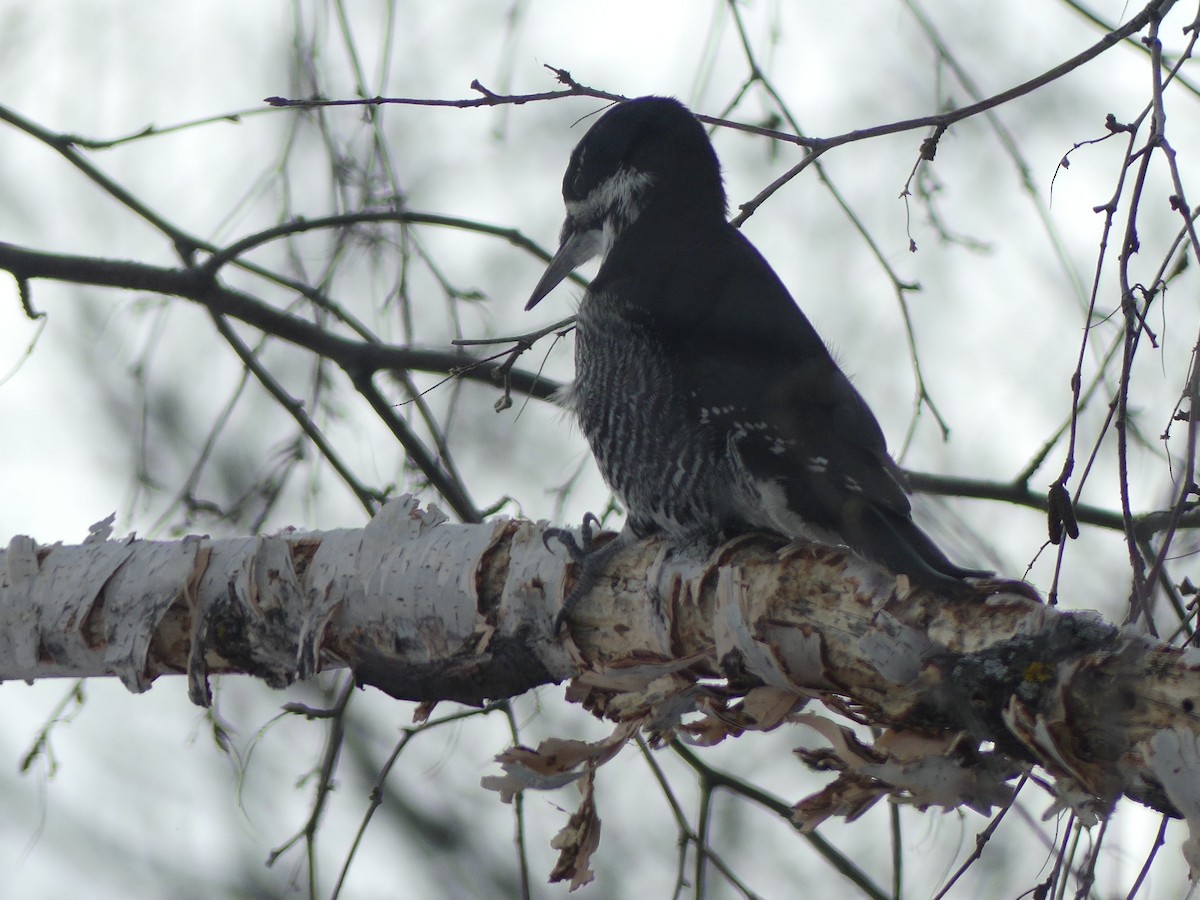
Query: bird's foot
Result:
<box><xmin>541</xmin><ymin>511</ymin><xmax>603</xmax><ymax>560</ymax></box>
<box><xmin>543</xmin><ymin>513</ymin><xmax>622</xmax><ymax>633</ymax></box>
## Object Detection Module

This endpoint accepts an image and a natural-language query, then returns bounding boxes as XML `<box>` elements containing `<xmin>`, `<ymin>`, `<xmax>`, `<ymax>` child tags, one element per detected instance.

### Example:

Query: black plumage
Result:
<box><xmin>526</xmin><ymin>96</ymin><xmax>986</xmax><ymax>590</ymax></box>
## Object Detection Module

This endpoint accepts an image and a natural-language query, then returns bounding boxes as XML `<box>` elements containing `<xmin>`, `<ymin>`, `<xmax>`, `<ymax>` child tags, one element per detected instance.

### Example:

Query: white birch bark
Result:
<box><xmin>5</xmin><ymin>495</ymin><xmax>1200</xmax><ymax>874</ymax></box>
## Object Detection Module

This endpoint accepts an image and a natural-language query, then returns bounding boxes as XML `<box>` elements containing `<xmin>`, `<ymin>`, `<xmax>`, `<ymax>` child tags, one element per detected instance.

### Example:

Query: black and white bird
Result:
<box><xmin>526</xmin><ymin>96</ymin><xmax>987</xmax><ymax>591</ymax></box>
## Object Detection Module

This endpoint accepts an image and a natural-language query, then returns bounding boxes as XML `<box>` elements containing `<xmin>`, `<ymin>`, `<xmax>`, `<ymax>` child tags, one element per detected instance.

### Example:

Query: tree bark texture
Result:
<box><xmin>5</xmin><ymin>496</ymin><xmax>1200</xmax><ymax>873</ymax></box>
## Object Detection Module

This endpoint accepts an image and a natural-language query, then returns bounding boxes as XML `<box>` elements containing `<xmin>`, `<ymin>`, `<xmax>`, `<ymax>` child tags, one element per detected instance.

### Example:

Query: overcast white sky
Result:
<box><xmin>1</xmin><ymin>2</ymin><xmax>1198</xmax><ymax>896</ymax></box>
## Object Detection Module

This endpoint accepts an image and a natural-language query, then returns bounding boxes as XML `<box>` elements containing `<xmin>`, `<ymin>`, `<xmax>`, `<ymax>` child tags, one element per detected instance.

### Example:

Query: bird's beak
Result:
<box><xmin>525</xmin><ymin>222</ymin><xmax>602</xmax><ymax>311</ymax></box>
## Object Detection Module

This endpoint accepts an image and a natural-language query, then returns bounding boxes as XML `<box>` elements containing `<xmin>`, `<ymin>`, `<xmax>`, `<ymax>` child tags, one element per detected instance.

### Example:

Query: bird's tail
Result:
<box><xmin>850</xmin><ymin>505</ymin><xmax>992</xmax><ymax>591</ymax></box>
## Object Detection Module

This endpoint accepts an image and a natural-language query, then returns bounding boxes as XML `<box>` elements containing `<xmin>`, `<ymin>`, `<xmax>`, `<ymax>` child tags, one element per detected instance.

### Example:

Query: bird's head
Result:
<box><xmin>525</xmin><ymin>96</ymin><xmax>726</xmax><ymax>310</ymax></box>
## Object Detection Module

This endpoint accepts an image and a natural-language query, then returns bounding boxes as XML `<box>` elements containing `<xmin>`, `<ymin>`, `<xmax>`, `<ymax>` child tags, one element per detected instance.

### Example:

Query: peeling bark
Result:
<box><xmin>6</xmin><ymin>496</ymin><xmax>1200</xmax><ymax>873</ymax></box>
<box><xmin>0</xmin><ymin>498</ymin><xmax>577</xmax><ymax>706</ymax></box>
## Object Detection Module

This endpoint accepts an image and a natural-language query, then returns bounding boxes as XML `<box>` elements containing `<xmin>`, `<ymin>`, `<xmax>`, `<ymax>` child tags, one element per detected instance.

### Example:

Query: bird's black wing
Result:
<box><xmin>648</xmin><ymin>225</ymin><xmax>983</xmax><ymax>586</ymax></box>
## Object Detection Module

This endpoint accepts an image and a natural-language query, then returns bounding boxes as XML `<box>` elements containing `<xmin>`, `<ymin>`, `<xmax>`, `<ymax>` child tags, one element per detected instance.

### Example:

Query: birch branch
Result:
<box><xmin>5</xmin><ymin>495</ymin><xmax>1200</xmax><ymax>874</ymax></box>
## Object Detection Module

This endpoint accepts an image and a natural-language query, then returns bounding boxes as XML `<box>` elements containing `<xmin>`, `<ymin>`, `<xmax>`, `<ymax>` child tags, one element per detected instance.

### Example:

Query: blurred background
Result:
<box><xmin>1</xmin><ymin>1</ymin><xmax>1197</xmax><ymax>896</ymax></box>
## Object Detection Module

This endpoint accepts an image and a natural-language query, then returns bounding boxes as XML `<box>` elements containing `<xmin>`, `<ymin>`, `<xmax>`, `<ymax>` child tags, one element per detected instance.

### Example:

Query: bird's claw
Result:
<box><xmin>543</xmin><ymin>513</ymin><xmax>614</xmax><ymax>635</ymax></box>
<box><xmin>542</xmin><ymin>512</ymin><xmax>602</xmax><ymax>560</ymax></box>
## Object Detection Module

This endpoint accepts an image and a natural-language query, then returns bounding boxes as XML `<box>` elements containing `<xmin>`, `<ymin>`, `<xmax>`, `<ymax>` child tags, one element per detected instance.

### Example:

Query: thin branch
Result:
<box><xmin>265</xmin><ymin>0</ymin><xmax>1176</xmax><ymax>194</ymax></box>
<box><xmin>266</xmin><ymin>675</ymin><xmax>355</xmax><ymax>885</ymax></box>
<box><xmin>669</xmin><ymin>741</ymin><xmax>889</xmax><ymax>900</ymax></box>
<box><xmin>904</xmin><ymin>470</ymin><xmax>1200</xmax><ymax>537</ymax></box>
<box><xmin>931</xmin><ymin>773</ymin><xmax>1028</xmax><ymax>900</ymax></box>
<box><xmin>0</xmin><ymin>242</ymin><xmax>558</xmax><ymax>402</ymax></box>
<box><xmin>328</xmin><ymin>701</ymin><xmax>511</xmax><ymax>900</ymax></box>
<box><xmin>209</xmin><ymin>311</ymin><xmax>384</xmax><ymax>515</ymax></box>
<box><xmin>633</xmin><ymin>736</ymin><xmax>760</xmax><ymax>900</ymax></box>
<box><xmin>1124</xmin><ymin>814</ymin><xmax>1171</xmax><ymax>898</ymax></box>
<box><xmin>59</xmin><ymin>105</ymin><xmax>277</xmax><ymax>150</ymax></box>
<box><xmin>0</xmin><ymin>102</ymin><xmax>205</xmax><ymax>261</ymax></box>
<box><xmin>1060</xmin><ymin>0</ymin><xmax>1200</xmax><ymax>100</ymax></box>
<box><xmin>0</xmin><ymin>100</ymin><xmax>409</xmax><ymax>343</ymax></box>
<box><xmin>1138</xmin><ymin>17</ymin><xmax>1200</xmax><ymax>601</ymax></box>
<box><xmin>200</xmin><ymin>210</ymin><xmax>582</xmax><ymax>291</ymax></box>
<box><xmin>731</xmin><ymin>0</ymin><xmax>1177</xmax><ymax>221</ymax></box>
<box><xmin>348</xmin><ymin>368</ymin><xmax>480</xmax><ymax>523</ymax></box>
<box><xmin>905</xmin><ymin>0</ymin><xmax>1090</xmax><ymax>312</ymax></box>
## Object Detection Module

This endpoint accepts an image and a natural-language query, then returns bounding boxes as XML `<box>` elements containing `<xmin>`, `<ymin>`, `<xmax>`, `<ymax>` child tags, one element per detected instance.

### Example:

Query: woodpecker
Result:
<box><xmin>526</xmin><ymin>96</ymin><xmax>988</xmax><ymax>591</ymax></box>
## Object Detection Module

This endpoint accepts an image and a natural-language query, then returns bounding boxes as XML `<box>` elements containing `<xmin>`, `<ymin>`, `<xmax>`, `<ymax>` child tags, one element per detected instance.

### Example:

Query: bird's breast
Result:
<box><xmin>570</xmin><ymin>295</ymin><xmax>747</xmax><ymax>540</ymax></box>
